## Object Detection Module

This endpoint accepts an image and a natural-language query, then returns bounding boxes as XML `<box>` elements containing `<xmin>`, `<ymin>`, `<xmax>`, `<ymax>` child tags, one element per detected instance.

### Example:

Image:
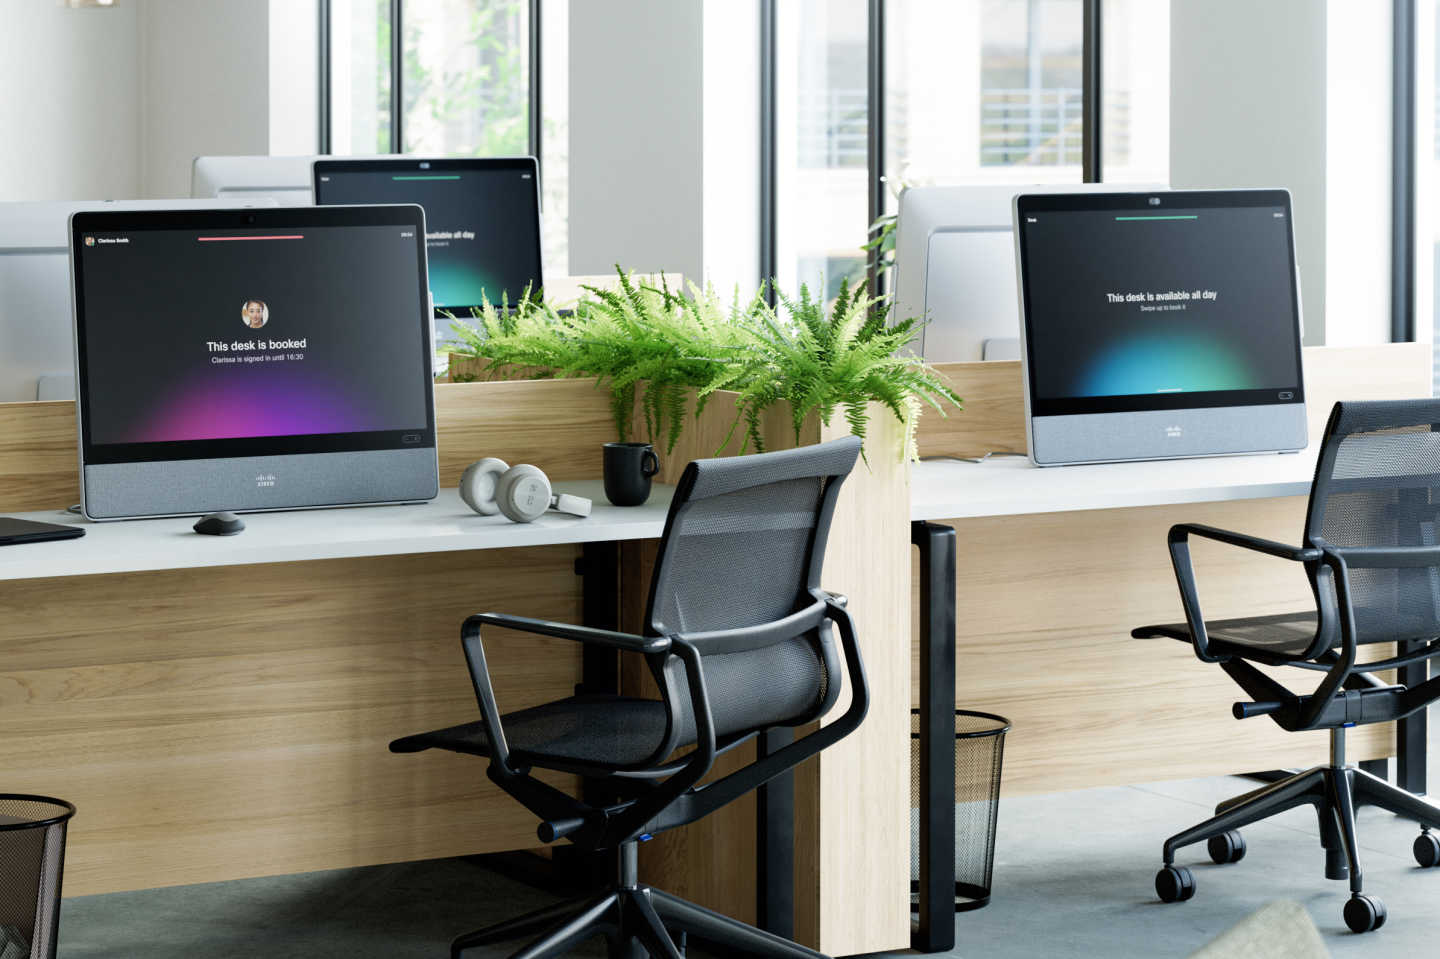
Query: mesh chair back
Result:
<box><xmin>644</xmin><ymin>436</ymin><xmax>862</xmax><ymax>739</ymax></box>
<box><xmin>1305</xmin><ymin>399</ymin><xmax>1440</xmax><ymax>644</ymax></box>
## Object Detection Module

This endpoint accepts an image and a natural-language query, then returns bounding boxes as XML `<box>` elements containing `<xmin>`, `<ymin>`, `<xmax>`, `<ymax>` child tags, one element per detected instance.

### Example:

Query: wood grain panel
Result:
<box><xmin>0</xmin><ymin>400</ymin><xmax>79</xmax><ymax>511</ymax></box>
<box><xmin>914</xmin><ymin>361</ymin><xmax>1026</xmax><ymax>461</ymax></box>
<box><xmin>916</xmin><ymin>342</ymin><xmax>1433</xmax><ymax>460</ymax></box>
<box><xmin>433</xmin><ymin>378</ymin><xmax>613</xmax><ymax>484</ymax></box>
<box><xmin>0</xmin><ymin>547</ymin><xmax>583</xmax><ymax>896</ymax></box>
<box><xmin>917</xmin><ymin>497</ymin><xmax>1391</xmax><ymax>798</ymax></box>
<box><xmin>802</xmin><ymin>408</ymin><xmax>912</xmax><ymax>955</ymax></box>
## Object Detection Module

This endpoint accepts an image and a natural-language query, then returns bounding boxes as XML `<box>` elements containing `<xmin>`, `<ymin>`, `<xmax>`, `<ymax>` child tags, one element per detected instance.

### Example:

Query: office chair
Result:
<box><xmin>1134</xmin><ymin>400</ymin><xmax>1440</xmax><ymax>933</ymax></box>
<box><xmin>391</xmin><ymin>436</ymin><xmax>867</xmax><ymax>958</ymax></box>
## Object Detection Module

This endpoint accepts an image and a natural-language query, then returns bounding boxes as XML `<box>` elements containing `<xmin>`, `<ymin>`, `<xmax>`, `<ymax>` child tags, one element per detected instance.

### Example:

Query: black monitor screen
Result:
<box><xmin>313</xmin><ymin>157</ymin><xmax>542</xmax><ymax>312</ymax></box>
<box><xmin>1015</xmin><ymin>190</ymin><xmax>1304</xmax><ymax>418</ymax></box>
<box><xmin>72</xmin><ymin>206</ymin><xmax>434</xmax><ymax>465</ymax></box>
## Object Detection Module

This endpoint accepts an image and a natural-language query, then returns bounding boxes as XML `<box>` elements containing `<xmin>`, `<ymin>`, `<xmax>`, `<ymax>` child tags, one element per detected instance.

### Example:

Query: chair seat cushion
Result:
<box><xmin>389</xmin><ymin>694</ymin><xmax>677</xmax><ymax>771</ymax></box>
<box><xmin>1134</xmin><ymin>611</ymin><xmax>1321</xmax><ymax>661</ymax></box>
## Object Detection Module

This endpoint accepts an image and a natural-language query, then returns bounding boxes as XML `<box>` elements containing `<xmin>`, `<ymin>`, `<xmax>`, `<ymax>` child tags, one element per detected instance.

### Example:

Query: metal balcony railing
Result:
<box><xmin>793</xmin><ymin>85</ymin><xmax>1131</xmax><ymax>170</ymax></box>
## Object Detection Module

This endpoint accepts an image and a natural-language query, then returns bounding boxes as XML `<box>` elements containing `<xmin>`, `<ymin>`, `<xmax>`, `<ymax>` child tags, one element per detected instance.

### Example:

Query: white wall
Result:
<box><xmin>137</xmin><ymin>0</ymin><xmax>272</xmax><ymax>198</ymax></box>
<box><xmin>1170</xmin><ymin>0</ymin><xmax>1329</xmax><ymax>344</ymax></box>
<box><xmin>0</xmin><ymin>0</ymin><xmax>319</xmax><ymax>203</ymax></box>
<box><xmin>0</xmin><ymin>1</ymin><xmax>142</xmax><ymax>201</ymax></box>
<box><xmin>568</xmin><ymin>0</ymin><xmax>704</xmax><ymax>282</ymax></box>
<box><xmin>1324</xmin><ymin>0</ymin><xmax>1393</xmax><ymax>346</ymax></box>
<box><xmin>1171</xmin><ymin>0</ymin><xmax>1396</xmax><ymax>347</ymax></box>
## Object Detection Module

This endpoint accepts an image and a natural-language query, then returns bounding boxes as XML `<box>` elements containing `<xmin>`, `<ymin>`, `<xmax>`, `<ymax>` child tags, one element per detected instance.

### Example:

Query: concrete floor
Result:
<box><xmin>57</xmin><ymin>767</ymin><xmax>1440</xmax><ymax>958</ymax></box>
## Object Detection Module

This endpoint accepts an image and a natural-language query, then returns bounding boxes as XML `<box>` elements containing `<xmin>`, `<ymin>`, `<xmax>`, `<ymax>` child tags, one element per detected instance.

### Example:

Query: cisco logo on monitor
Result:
<box><xmin>255</xmin><ymin>473</ymin><xmax>277</xmax><ymax>488</ymax></box>
<box><xmin>1164</xmin><ymin>425</ymin><xmax>1183</xmax><ymax>439</ymax></box>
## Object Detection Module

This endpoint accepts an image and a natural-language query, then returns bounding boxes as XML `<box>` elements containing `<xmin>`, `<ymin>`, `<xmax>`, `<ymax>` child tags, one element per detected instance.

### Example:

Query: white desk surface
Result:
<box><xmin>912</xmin><ymin>447</ymin><xmax>1319</xmax><ymax>521</ymax></box>
<box><xmin>1</xmin><ymin>450</ymin><xmax>1323</xmax><ymax>579</ymax></box>
<box><xmin>0</xmin><ymin>480</ymin><xmax>674</xmax><ymax>582</ymax></box>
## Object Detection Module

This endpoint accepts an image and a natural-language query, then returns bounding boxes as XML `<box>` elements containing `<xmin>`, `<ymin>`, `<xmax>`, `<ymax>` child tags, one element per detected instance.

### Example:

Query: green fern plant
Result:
<box><xmin>734</xmin><ymin>278</ymin><xmax>959</xmax><ymax>459</ymax></box>
<box><xmin>445</xmin><ymin>269</ymin><xmax>961</xmax><ymax>459</ymax></box>
<box><xmin>447</xmin><ymin>274</ymin><xmax>760</xmax><ymax>453</ymax></box>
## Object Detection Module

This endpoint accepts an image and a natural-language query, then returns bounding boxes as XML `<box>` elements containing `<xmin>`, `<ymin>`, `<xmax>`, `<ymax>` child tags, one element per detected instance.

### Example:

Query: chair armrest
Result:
<box><xmin>629</xmin><ymin>594</ymin><xmax>870</xmax><ymax>838</ymax></box>
<box><xmin>1170</xmin><ymin>524</ymin><xmax>1321</xmax><ymax>562</ymax></box>
<box><xmin>1165</xmin><ymin>525</ymin><xmax>1318</xmax><ymax>664</ymax></box>
<box><xmin>456</xmin><ymin>614</ymin><xmax>667</xmax><ymax>774</ymax></box>
<box><xmin>1326</xmin><ymin>545</ymin><xmax>1440</xmax><ymax>569</ymax></box>
<box><xmin>597</xmin><ymin>593</ymin><xmax>869</xmax><ymax>846</ymax></box>
<box><xmin>467</xmin><ymin>612</ymin><xmax>670</xmax><ymax>654</ymax></box>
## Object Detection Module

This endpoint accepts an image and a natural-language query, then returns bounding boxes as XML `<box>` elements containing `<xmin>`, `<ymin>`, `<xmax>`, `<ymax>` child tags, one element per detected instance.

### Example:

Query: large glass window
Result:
<box><xmin>1099</xmin><ymin>0</ymin><xmax>1169</xmax><ymax>184</ymax></box>
<box><xmin>325</xmin><ymin>1</ymin><xmax>569</xmax><ymax>278</ymax></box>
<box><xmin>884</xmin><ymin>0</ymin><xmax>1084</xmax><ymax>200</ymax></box>
<box><xmin>327</xmin><ymin>0</ymin><xmax>391</xmax><ymax>156</ymax></box>
<box><xmin>539</xmin><ymin>0</ymin><xmax>568</xmax><ymax>278</ymax></box>
<box><xmin>774</xmin><ymin>0</ymin><xmax>869</xmax><ymax>300</ymax></box>
<box><xmin>401</xmin><ymin>0</ymin><xmax>530</xmax><ymax>156</ymax></box>
<box><xmin>327</xmin><ymin>1</ymin><xmax>531</xmax><ymax>158</ymax></box>
<box><xmin>1424</xmin><ymin>3</ymin><xmax>1440</xmax><ymax>382</ymax></box>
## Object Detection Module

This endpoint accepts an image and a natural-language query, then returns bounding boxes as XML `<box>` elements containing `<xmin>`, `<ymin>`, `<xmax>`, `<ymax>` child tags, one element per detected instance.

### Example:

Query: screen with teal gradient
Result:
<box><xmin>314</xmin><ymin>159</ymin><xmax>541</xmax><ymax>311</ymax></box>
<box><xmin>1018</xmin><ymin>197</ymin><xmax>1302</xmax><ymax>417</ymax></box>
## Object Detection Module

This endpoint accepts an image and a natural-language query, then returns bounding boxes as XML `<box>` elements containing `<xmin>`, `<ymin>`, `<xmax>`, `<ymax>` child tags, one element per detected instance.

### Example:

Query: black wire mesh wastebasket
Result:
<box><xmin>911</xmin><ymin>709</ymin><xmax>1009</xmax><ymax>912</ymax></box>
<box><xmin>0</xmin><ymin>796</ymin><xmax>75</xmax><ymax>959</ymax></box>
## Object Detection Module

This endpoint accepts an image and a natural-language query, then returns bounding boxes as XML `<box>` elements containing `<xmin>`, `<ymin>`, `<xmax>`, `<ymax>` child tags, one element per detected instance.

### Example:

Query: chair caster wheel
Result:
<box><xmin>1344</xmin><ymin>894</ymin><xmax>1387</xmax><ymax>933</ymax></box>
<box><xmin>1207</xmin><ymin>830</ymin><xmax>1247</xmax><ymax>865</ymax></box>
<box><xmin>1414</xmin><ymin>832</ymin><xmax>1440</xmax><ymax>868</ymax></box>
<box><xmin>1155</xmin><ymin>865</ymin><xmax>1195</xmax><ymax>903</ymax></box>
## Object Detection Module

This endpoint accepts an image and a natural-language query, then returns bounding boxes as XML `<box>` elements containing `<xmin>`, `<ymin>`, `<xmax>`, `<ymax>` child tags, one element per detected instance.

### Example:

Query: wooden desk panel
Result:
<box><xmin>917</xmin><ymin>495</ymin><xmax>1390</xmax><ymax>797</ymax></box>
<box><xmin>0</xmin><ymin>546</ymin><xmax>583</xmax><ymax>896</ymax></box>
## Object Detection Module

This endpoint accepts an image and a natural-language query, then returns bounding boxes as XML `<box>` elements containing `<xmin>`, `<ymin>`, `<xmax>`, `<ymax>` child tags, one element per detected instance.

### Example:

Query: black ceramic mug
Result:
<box><xmin>603</xmin><ymin>442</ymin><xmax>660</xmax><ymax>507</ymax></box>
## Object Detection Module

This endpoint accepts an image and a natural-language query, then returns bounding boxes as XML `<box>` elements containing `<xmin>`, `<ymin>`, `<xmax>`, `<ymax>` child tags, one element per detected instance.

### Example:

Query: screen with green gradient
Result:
<box><xmin>314</xmin><ymin>159</ymin><xmax>541</xmax><ymax>313</ymax></box>
<box><xmin>1017</xmin><ymin>197</ymin><xmax>1303</xmax><ymax>417</ymax></box>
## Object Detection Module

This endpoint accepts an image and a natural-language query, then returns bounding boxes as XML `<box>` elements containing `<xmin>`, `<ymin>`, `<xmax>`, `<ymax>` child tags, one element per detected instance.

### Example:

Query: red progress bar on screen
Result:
<box><xmin>196</xmin><ymin>234</ymin><xmax>305</xmax><ymax>242</ymax></box>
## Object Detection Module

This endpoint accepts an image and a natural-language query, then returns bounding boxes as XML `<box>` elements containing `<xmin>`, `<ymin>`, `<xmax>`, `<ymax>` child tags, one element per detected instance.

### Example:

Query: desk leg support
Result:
<box><xmin>912</xmin><ymin>521</ymin><xmax>957</xmax><ymax>953</ymax></box>
<box><xmin>1399</xmin><ymin>641</ymin><xmax>1429</xmax><ymax>795</ymax></box>
<box><xmin>757</xmin><ymin>728</ymin><xmax>795</xmax><ymax>939</ymax></box>
<box><xmin>571</xmin><ymin>541</ymin><xmax>624</xmax><ymax>892</ymax></box>
<box><xmin>578</xmin><ymin>541</ymin><xmax>622</xmax><ymax>692</ymax></box>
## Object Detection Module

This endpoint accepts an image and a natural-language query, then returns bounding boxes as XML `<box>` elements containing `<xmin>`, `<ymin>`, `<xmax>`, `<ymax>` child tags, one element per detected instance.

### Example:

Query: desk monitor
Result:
<box><xmin>894</xmin><ymin>182</ymin><xmax>1163</xmax><ymax>362</ymax></box>
<box><xmin>71</xmin><ymin>205</ymin><xmax>438</xmax><ymax>519</ymax></box>
<box><xmin>1014</xmin><ymin>189</ymin><xmax>1306</xmax><ymax>466</ymax></box>
<box><xmin>190</xmin><ymin>155</ymin><xmax>321</xmax><ymax>205</ymax></box>
<box><xmin>0</xmin><ymin>198</ymin><xmax>274</xmax><ymax>403</ymax></box>
<box><xmin>312</xmin><ymin>156</ymin><xmax>543</xmax><ymax>315</ymax></box>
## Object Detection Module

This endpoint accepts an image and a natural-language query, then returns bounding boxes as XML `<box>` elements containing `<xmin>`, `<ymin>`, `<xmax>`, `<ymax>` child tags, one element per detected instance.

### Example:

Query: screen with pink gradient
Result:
<box><xmin>76</xmin><ymin>224</ymin><xmax>429</xmax><ymax>446</ymax></box>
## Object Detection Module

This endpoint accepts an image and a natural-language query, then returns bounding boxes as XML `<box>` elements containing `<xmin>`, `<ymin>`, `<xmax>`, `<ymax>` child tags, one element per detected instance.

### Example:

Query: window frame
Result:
<box><xmin>759</xmin><ymin>0</ymin><xmax>1106</xmax><ymax>302</ymax></box>
<box><xmin>317</xmin><ymin>0</ymin><xmax>543</xmax><ymax>161</ymax></box>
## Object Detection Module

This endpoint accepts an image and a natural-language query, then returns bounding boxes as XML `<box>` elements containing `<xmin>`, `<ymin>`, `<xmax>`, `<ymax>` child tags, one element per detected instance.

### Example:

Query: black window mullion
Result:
<box><xmin>866</xmin><ymin>0</ymin><xmax>886</xmax><ymax>298</ymax></box>
<box><xmin>1082</xmin><ymin>0</ymin><xmax>1101</xmax><ymax>182</ymax></box>
<box><xmin>529</xmin><ymin>0</ymin><xmax>542</xmax><ymax>163</ymax></box>
<box><xmin>1393</xmin><ymin>0</ymin><xmax>1417</xmax><ymax>342</ymax></box>
<box><xmin>318</xmin><ymin>0</ymin><xmax>332</xmax><ymax>154</ymax></box>
<box><xmin>390</xmin><ymin>0</ymin><xmax>403</xmax><ymax>154</ymax></box>
<box><xmin>759</xmin><ymin>0</ymin><xmax>777</xmax><ymax>304</ymax></box>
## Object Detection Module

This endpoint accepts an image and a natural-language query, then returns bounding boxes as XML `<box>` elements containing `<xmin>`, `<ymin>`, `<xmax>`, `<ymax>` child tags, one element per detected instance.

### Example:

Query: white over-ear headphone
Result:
<box><xmin>459</xmin><ymin>458</ymin><xmax>592</xmax><ymax>523</ymax></box>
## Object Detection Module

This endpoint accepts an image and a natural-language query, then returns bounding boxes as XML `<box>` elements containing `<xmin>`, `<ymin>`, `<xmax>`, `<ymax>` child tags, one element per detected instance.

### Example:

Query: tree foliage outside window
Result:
<box><xmin>401</xmin><ymin>0</ymin><xmax>530</xmax><ymax>157</ymax></box>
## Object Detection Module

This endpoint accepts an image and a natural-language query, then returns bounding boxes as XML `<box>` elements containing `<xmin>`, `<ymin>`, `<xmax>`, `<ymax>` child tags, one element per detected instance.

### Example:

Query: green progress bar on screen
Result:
<box><xmin>392</xmin><ymin>175</ymin><xmax>462</xmax><ymax>181</ymax></box>
<box><xmin>1115</xmin><ymin>215</ymin><xmax>1199</xmax><ymax>221</ymax></box>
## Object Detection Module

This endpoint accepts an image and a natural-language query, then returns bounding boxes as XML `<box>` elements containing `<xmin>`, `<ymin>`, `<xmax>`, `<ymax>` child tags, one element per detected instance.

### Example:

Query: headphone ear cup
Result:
<box><xmin>496</xmin><ymin>464</ymin><xmax>552</xmax><ymax>523</ymax></box>
<box><xmin>460</xmin><ymin>457</ymin><xmax>510</xmax><ymax>515</ymax></box>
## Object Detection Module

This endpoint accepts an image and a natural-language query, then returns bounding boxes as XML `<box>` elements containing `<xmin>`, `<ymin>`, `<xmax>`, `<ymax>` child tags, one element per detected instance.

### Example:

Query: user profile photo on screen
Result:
<box><xmin>242</xmin><ymin>299</ymin><xmax>270</xmax><ymax>329</ymax></box>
